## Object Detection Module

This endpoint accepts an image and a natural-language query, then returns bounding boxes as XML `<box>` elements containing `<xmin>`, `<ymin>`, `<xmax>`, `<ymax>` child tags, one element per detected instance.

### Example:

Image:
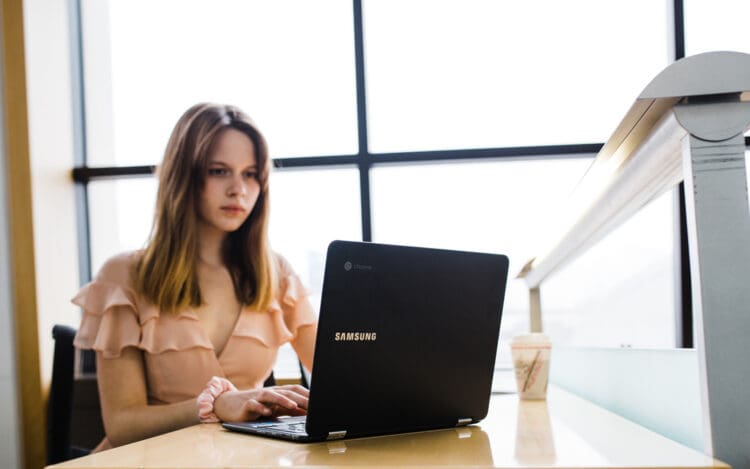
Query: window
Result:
<box><xmin>364</xmin><ymin>0</ymin><xmax>670</xmax><ymax>152</ymax></box>
<box><xmin>75</xmin><ymin>1</ymin><xmax>693</xmax><ymax>381</ymax></box>
<box><xmin>81</xmin><ymin>0</ymin><xmax>358</xmax><ymax>166</ymax></box>
<box><xmin>371</xmin><ymin>157</ymin><xmax>594</xmax><ymax>362</ymax></box>
<box><xmin>88</xmin><ymin>177</ymin><xmax>157</xmax><ymax>274</ymax></box>
<box><xmin>684</xmin><ymin>0</ymin><xmax>750</xmax><ymax>56</ymax></box>
<box><xmin>269</xmin><ymin>167</ymin><xmax>362</xmax><ymax>305</ymax></box>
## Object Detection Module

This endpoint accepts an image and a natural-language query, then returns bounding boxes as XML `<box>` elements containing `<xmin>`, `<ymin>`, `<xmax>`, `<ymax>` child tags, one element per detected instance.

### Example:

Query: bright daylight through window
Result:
<box><xmin>74</xmin><ymin>0</ymin><xmax>750</xmax><ymax>378</ymax></box>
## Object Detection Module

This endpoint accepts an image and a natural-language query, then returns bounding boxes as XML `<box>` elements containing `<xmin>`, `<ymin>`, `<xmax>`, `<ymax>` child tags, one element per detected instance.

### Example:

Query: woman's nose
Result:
<box><xmin>227</xmin><ymin>175</ymin><xmax>247</xmax><ymax>196</ymax></box>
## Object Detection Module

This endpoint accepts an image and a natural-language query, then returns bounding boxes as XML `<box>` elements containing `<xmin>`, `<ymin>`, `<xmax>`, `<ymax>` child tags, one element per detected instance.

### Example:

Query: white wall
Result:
<box><xmin>23</xmin><ymin>0</ymin><xmax>81</xmax><ymax>385</ymax></box>
<box><xmin>0</xmin><ymin>10</ymin><xmax>22</xmax><ymax>465</ymax></box>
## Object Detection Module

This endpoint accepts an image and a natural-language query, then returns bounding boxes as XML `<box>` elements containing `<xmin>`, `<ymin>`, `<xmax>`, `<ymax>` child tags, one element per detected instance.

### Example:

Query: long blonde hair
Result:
<box><xmin>134</xmin><ymin>103</ymin><xmax>277</xmax><ymax>313</ymax></box>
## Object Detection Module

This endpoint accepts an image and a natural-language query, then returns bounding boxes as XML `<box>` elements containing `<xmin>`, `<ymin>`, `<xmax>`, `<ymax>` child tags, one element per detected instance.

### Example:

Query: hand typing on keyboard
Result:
<box><xmin>214</xmin><ymin>384</ymin><xmax>309</xmax><ymax>422</ymax></box>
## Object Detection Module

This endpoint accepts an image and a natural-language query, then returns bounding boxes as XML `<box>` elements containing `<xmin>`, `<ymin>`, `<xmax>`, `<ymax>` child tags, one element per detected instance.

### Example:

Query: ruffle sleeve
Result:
<box><xmin>72</xmin><ymin>280</ymin><xmax>141</xmax><ymax>359</ymax></box>
<box><xmin>278</xmin><ymin>271</ymin><xmax>316</xmax><ymax>336</ymax></box>
<box><xmin>71</xmin><ymin>252</ymin><xmax>214</xmax><ymax>359</ymax></box>
<box><xmin>274</xmin><ymin>254</ymin><xmax>316</xmax><ymax>340</ymax></box>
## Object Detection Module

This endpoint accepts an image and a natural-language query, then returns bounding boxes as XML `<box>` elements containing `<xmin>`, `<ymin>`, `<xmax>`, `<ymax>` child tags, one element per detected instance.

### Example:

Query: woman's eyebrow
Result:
<box><xmin>207</xmin><ymin>159</ymin><xmax>257</xmax><ymax>170</ymax></box>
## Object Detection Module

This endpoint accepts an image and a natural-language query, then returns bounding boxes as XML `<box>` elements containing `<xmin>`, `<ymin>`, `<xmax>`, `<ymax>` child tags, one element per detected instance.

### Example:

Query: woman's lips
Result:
<box><xmin>220</xmin><ymin>205</ymin><xmax>246</xmax><ymax>216</ymax></box>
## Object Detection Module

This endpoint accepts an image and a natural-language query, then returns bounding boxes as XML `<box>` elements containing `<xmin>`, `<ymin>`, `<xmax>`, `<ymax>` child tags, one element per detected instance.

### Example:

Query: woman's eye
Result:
<box><xmin>244</xmin><ymin>171</ymin><xmax>259</xmax><ymax>179</ymax></box>
<box><xmin>207</xmin><ymin>168</ymin><xmax>228</xmax><ymax>176</ymax></box>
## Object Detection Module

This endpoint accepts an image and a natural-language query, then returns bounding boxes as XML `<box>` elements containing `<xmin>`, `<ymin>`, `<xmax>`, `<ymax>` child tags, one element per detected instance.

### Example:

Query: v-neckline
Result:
<box><xmin>208</xmin><ymin>305</ymin><xmax>245</xmax><ymax>361</ymax></box>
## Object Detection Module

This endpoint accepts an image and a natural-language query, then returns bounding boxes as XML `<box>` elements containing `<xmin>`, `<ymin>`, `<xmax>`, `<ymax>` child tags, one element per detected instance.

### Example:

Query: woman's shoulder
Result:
<box><xmin>273</xmin><ymin>251</ymin><xmax>293</xmax><ymax>276</ymax></box>
<box><xmin>271</xmin><ymin>251</ymin><xmax>310</xmax><ymax>297</ymax></box>
<box><xmin>273</xmin><ymin>251</ymin><xmax>309</xmax><ymax>283</ymax></box>
<box><xmin>94</xmin><ymin>250</ymin><xmax>143</xmax><ymax>287</ymax></box>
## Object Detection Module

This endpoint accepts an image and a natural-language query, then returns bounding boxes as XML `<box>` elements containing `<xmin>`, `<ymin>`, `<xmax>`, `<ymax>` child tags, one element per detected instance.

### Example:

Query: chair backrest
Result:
<box><xmin>48</xmin><ymin>325</ymin><xmax>105</xmax><ymax>464</ymax></box>
<box><xmin>47</xmin><ymin>324</ymin><xmax>77</xmax><ymax>464</ymax></box>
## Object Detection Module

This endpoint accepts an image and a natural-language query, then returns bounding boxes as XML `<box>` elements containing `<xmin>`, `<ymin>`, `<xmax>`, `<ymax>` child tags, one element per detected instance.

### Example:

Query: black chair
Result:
<box><xmin>299</xmin><ymin>361</ymin><xmax>310</xmax><ymax>389</ymax></box>
<box><xmin>47</xmin><ymin>325</ymin><xmax>85</xmax><ymax>463</ymax></box>
<box><xmin>48</xmin><ymin>325</ymin><xmax>105</xmax><ymax>464</ymax></box>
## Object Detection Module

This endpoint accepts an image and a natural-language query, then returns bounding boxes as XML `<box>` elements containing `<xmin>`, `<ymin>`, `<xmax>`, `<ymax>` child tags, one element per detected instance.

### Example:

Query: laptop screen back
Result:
<box><xmin>305</xmin><ymin>241</ymin><xmax>509</xmax><ymax>439</ymax></box>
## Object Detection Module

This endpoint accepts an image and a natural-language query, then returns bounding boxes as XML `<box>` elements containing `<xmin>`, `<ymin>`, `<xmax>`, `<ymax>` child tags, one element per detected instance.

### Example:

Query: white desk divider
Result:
<box><xmin>518</xmin><ymin>51</ymin><xmax>750</xmax><ymax>469</ymax></box>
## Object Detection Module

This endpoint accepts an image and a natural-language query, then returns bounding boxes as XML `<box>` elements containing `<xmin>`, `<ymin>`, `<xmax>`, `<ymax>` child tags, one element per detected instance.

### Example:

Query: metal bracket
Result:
<box><xmin>326</xmin><ymin>430</ymin><xmax>347</xmax><ymax>441</ymax></box>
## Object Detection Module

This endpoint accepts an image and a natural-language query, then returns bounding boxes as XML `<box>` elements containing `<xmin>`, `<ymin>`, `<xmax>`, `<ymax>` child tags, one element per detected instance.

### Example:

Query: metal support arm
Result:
<box><xmin>675</xmin><ymin>100</ymin><xmax>750</xmax><ymax>468</ymax></box>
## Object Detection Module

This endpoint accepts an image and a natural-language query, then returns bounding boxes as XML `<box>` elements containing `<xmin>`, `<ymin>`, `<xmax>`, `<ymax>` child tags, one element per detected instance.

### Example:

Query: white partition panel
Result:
<box><xmin>550</xmin><ymin>347</ymin><xmax>703</xmax><ymax>451</ymax></box>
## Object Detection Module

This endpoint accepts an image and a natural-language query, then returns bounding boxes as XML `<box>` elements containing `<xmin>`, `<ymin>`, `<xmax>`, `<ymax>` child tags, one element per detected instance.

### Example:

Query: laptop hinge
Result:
<box><xmin>456</xmin><ymin>418</ymin><xmax>472</xmax><ymax>427</ymax></box>
<box><xmin>327</xmin><ymin>430</ymin><xmax>347</xmax><ymax>440</ymax></box>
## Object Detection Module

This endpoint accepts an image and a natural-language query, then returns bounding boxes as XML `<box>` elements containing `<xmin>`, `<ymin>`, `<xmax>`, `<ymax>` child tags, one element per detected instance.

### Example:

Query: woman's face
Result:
<box><xmin>197</xmin><ymin>128</ymin><xmax>261</xmax><ymax>237</ymax></box>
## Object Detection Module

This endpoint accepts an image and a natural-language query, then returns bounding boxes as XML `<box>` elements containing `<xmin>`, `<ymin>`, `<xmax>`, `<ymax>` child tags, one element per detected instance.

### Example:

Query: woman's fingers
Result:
<box><xmin>278</xmin><ymin>384</ymin><xmax>309</xmax><ymax>397</ymax></box>
<box><xmin>256</xmin><ymin>388</ymin><xmax>299</xmax><ymax>409</ymax></box>
<box><xmin>275</xmin><ymin>388</ymin><xmax>309</xmax><ymax>409</ymax></box>
<box><xmin>250</xmin><ymin>386</ymin><xmax>310</xmax><ymax>416</ymax></box>
<box><xmin>225</xmin><ymin>385</ymin><xmax>311</xmax><ymax>421</ymax></box>
<box><xmin>243</xmin><ymin>398</ymin><xmax>272</xmax><ymax>418</ymax></box>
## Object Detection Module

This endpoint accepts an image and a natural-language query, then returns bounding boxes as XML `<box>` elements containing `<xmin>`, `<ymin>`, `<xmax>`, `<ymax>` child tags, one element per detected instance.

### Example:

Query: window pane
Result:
<box><xmin>269</xmin><ymin>167</ymin><xmax>362</xmax><ymax>306</ymax></box>
<box><xmin>269</xmin><ymin>167</ymin><xmax>362</xmax><ymax>378</ymax></box>
<box><xmin>684</xmin><ymin>0</ymin><xmax>750</xmax><ymax>56</ymax></box>
<box><xmin>364</xmin><ymin>0</ymin><xmax>670</xmax><ymax>152</ymax></box>
<box><xmin>82</xmin><ymin>0</ymin><xmax>357</xmax><ymax>166</ymax></box>
<box><xmin>542</xmin><ymin>190</ymin><xmax>676</xmax><ymax>348</ymax></box>
<box><xmin>371</xmin><ymin>157</ymin><xmax>594</xmax><ymax>363</ymax></box>
<box><xmin>88</xmin><ymin>177</ymin><xmax>157</xmax><ymax>275</ymax></box>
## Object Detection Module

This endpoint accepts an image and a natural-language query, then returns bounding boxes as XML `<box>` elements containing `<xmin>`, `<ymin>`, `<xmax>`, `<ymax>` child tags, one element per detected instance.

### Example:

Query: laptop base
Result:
<box><xmin>222</xmin><ymin>417</ymin><xmax>320</xmax><ymax>442</ymax></box>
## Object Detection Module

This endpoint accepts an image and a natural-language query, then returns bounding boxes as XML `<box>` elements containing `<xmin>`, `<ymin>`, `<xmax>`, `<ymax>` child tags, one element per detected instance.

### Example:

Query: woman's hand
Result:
<box><xmin>213</xmin><ymin>385</ymin><xmax>310</xmax><ymax>422</ymax></box>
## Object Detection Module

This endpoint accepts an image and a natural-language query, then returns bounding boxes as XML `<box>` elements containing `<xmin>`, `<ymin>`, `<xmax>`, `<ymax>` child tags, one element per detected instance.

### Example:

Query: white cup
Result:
<box><xmin>511</xmin><ymin>333</ymin><xmax>551</xmax><ymax>400</ymax></box>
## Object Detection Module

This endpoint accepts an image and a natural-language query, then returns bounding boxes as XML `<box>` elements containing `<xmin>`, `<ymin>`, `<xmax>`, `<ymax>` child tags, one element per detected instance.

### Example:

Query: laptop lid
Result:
<box><xmin>305</xmin><ymin>240</ymin><xmax>509</xmax><ymax>440</ymax></box>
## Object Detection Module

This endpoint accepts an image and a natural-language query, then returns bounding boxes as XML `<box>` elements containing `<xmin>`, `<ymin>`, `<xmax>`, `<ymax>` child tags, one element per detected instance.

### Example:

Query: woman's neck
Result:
<box><xmin>197</xmin><ymin>224</ymin><xmax>227</xmax><ymax>269</ymax></box>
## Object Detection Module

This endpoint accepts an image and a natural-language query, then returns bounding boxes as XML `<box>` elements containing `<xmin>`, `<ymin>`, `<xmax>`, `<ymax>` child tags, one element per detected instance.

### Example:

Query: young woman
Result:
<box><xmin>72</xmin><ymin>103</ymin><xmax>317</xmax><ymax>450</ymax></box>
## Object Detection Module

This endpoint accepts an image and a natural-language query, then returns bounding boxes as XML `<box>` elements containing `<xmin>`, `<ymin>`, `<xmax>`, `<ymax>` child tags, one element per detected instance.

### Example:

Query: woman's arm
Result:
<box><xmin>96</xmin><ymin>348</ymin><xmax>199</xmax><ymax>447</ymax></box>
<box><xmin>97</xmin><ymin>348</ymin><xmax>310</xmax><ymax>447</ymax></box>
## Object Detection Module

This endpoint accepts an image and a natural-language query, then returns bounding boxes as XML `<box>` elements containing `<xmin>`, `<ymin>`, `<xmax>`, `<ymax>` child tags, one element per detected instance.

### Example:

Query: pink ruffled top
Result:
<box><xmin>72</xmin><ymin>251</ymin><xmax>317</xmax><ymax>405</ymax></box>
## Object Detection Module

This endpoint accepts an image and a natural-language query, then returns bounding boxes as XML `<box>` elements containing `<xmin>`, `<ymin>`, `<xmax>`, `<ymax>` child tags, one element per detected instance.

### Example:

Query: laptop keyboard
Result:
<box><xmin>277</xmin><ymin>421</ymin><xmax>307</xmax><ymax>434</ymax></box>
<box><xmin>256</xmin><ymin>416</ymin><xmax>308</xmax><ymax>435</ymax></box>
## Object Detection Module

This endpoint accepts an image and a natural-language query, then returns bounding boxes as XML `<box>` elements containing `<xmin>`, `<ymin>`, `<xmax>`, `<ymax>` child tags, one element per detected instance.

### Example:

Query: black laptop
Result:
<box><xmin>222</xmin><ymin>240</ymin><xmax>509</xmax><ymax>442</ymax></box>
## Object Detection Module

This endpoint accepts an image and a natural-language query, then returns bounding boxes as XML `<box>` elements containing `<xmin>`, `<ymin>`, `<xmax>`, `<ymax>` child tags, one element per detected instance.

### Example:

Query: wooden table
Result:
<box><xmin>48</xmin><ymin>387</ymin><xmax>729</xmax><ymax>468</ymax></box>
